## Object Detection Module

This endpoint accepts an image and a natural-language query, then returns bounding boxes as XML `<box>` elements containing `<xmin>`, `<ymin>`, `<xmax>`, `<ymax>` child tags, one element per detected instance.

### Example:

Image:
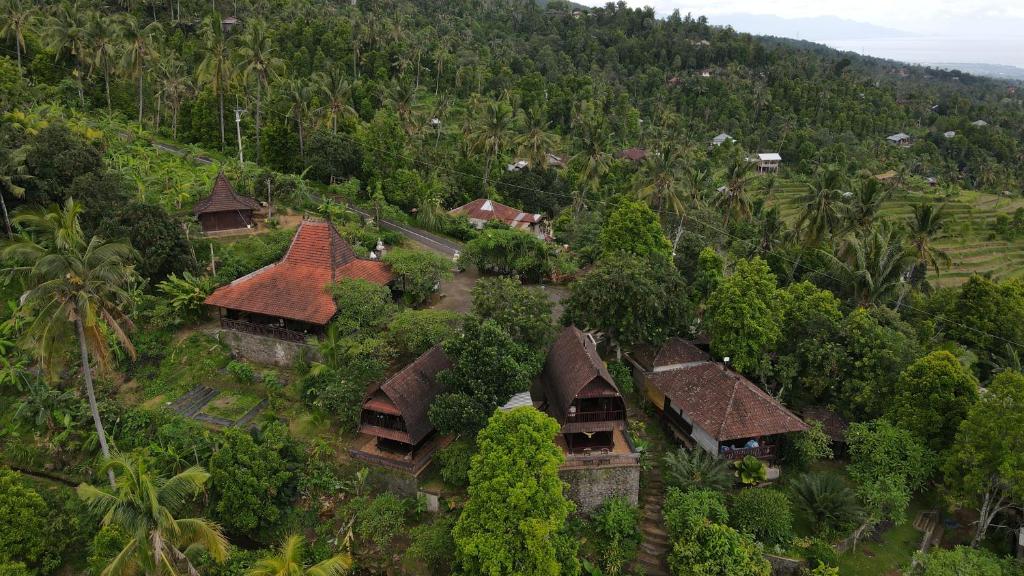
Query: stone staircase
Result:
<box><xmin>168</xmin><ymin>386</ymin><xmax>219</xmax><ymax>417</ymax></box>
<box><xmin>632</xmin><ymin>466</ymin><xmax>671</xmax><ymax>576</ymax></box>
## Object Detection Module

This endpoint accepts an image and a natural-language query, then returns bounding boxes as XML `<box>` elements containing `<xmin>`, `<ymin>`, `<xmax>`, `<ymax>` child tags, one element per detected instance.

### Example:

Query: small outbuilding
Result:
<box><xmin>448</xmin><ymin>198</ymin><xmax>547</xmax><ymax>240</ymax></box>
<box><xmin>194</xmin><ymin>173</ymin><xmax>261</xmax><ymax>233</ymax></box>
<box><xmin>754</xmin><ymin>152</ymin><xmax>781</xmax><ymax>173</ymax></box>
<box><xmin>887</xmin><ymin>132</ymin><xmax>912</xmax><ymax>147</ymax></box>
<box><xmin>710</xmin><ymin>132</ymin><xmax>735</xmax><ymax>147</ymax></box>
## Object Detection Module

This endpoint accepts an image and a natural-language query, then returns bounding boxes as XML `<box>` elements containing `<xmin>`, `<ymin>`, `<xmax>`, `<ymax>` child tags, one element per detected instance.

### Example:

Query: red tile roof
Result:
<box><xmin>647</xmin><ymin>362</ymin><xmax>807</xmax><ymax>441</ymax></box>
<box><xmin>448</xmin><ymin>198</ymin><xmax>542</xmax><ymax>230</ymax></box>
<box><xmin>630</xmin><ymin>338</ymin><xmax>711</xmax><ymax>371</ymax></box>
<box><xmin>801</xmin><ymin>406</ymin><xmax>849</xmax><ymax>443</ymax></box>
<box><xmin>204</xmin><ymin>219</ymin><xmax>393</xmax><ymax>325</ymax></box>
<box><xmin>194</xmin><ymin>172</ymin><xmax>261</xmax><ymax>215</ymax></box>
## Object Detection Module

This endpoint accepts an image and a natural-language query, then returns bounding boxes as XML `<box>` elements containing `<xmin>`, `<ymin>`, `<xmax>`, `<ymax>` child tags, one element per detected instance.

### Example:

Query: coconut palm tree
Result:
<box><xmin>119</xmin><ymin>14</ymin><xmax>162</xmax><ymax>125</ymax></box>
<box><xmin>236</xmin><ymin>20</ymin><xmax>283</xmax><ymax>163</ymax></box>
<box><xmin>85</xmin><ymin>11</ymin><xmax>120</xmax><ymax>111</ymax></box>
<box><xmin>1</xmin><ymin>199</ymin><xmax>138</xmax><ymax>487</ymax></box>
<box><xmin>820</xmin><ymin>223</ymin><xmax>913</xmax><ymax>308</ymax></box>
<box><xmin>285</xmin><ymin>76</ymin><xmax>315</xmax><ymax>161</ymax></box>
<box><xmin>843</xmin><ymin>177</ymin><xmax>890</xmax><ymax>232</ymax></box>
<box><xmin>515</xmin><ymin>105</ymin><xmax>556</xmax><ymax>169</ymax></box>
<box><xmin>662</xmin><ymin>448</ymin><xmax>733</xmax><ymax>492</ymax></box>
<box><xmin>1</xmin><ymin>0</ymin><xmax>36</xmax><ymax>72</ymax></box>
<box><xmin>715</xmin><ymin>151</ymin><xmax>755</xmax><ymax>226</ymax></box>
<box><xmin>77</xmin><ymin>453</ymin><xmax>229</xmax><ymax>576</ymax></box>
<box><xmin>795</xmin><ymin>167</ymin><xmax>847</xmax><ymax>247</ymax></box>
<box><xmin>469</xmin><ymin>100</ymin><xmax>513</xmax><ymax>195</ymax></box>
<box><xmin>247</xmin><ymin>534</ymin><xmax>352</xmax><ymax>576</ymax></box>
<box><xmin>47</xmin><ymin>2</ymin><xmax>89</xmax><ymax>106</ymax></box>
<box><xmin>0</xmin><ymin>146</ymin><xmax>30</xmax><ymax>239</ymax></box>
<box><xmin>316</xmin><ymin>67</ymin><xmax>356</xmax><ymax>134</ymax></box>
<box><xmin>156</xmin><ymin>57</ymin><xmax>192</xmax><ymax>140</ymax></box>
<box><xmin>197</xmin><ymin>14</ymin><xmax>233</xmax><ymax>149</ymax></box>
<box><xmin>635</xmin><ymin>145</ymin><xmax>686</xmax><ymax>217</ymax></box>
<box><xmin>906</xmin><ymin>203</ymin><xmax>951</xmax><ymax>286</ymax></box>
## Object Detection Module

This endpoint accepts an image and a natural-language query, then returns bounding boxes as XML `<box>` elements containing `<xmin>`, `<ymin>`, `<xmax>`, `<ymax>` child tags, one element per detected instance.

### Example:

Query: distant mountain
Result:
<box><xmin>930</xmin><ymin>63</ymin><xmax>1024</xmax><ymax>82</ymax></box>
<box><xmin>708</xmin><ymin>13</ymin><xmax>912</xmax><ymax>42</ymax></box>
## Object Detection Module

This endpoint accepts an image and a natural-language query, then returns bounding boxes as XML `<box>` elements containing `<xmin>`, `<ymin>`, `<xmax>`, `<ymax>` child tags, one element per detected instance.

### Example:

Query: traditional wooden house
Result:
<box><xmin>350</xmin><ymin>346</ymin><xmax>451</xmax><ymax>474</ymax></box>
<box><xmin>627</xmin><ymin>338</ymin><xmax>807</xmax><ymax>469</ymax></box>
<box><xmin>448</xmin><ymin>198</ymin><xmax>547</xmax><ymax>240</ymax></box>
<box><xmin>194</xmin><ymin>173</ymin><xmax>262</xmax><ymax>233</ymax></box>
<box><xmin>534</xmin><ymin>326</ymin><xmax>640</xmax><ymax>511</ymax></box>
<box><xmin>755</xmin><ymin>152</ymin><xmax>782</xmax><ymax>173</ymax></box>
<box><xmin>204</xmin><ymin>218</ymin><xmax>393</xmax><ymax>344</ymax></box>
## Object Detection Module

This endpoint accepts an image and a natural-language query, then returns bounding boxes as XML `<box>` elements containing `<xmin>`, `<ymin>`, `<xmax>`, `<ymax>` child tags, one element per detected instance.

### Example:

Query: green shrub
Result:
<box><xmin>387</xmin><ymin>309</ymin><xmax>462</xmax><ymax>357</ymax></box>
<box><xmin>88</xmin><ymin>525</ymin><xmax>129</xmax><ymax>576</ymax></box>
<box><xmin>606</xmin><ymin>361</ymin><xmax>635</xmax><ymax>395</ymax></box>
<box><xmin>227</xmin><ymin>360</ymin><xmax>256</xmax><ymax>384</ymax></box>
<box><xmin>437</xmin><ymin>439</ymin><xmax>475</xmax><ymax>488</ymax></box>
<box><xmin>0</xmin><ymin>561</ymin><xmax>31</xmax><ymax>576</ymax></box>
<box><xmin>353</xmin><ymin>493</ymin><xmax>408</xmax><ymax>549</ymax></box>
<box><xmin>663</xmin><ymin>488</ymin><xmax>728</xmax><ymax>540</ymax></box>
<box><xmin>802</xmin><ymin>538</ymin><xmax>839</xmax><ymax>569</ymax></box>
<box><xmin>405</xmin><ymin>516</ymin><xmax>456</xmax><ymax>575</ymax></box>
<box><xmin>729</xmin><ymin>488</ymin><xmax>794</xmax><ymax>547</ymax></box>
<box><xmin>591</xmin><ymin>497</ymin><xmax>642</xmax><ymax>575</ymax></box>
<box><xmin>0</xmin><ymin>469</ymin><xmax>54</xmax><ymax>572</ymax></box>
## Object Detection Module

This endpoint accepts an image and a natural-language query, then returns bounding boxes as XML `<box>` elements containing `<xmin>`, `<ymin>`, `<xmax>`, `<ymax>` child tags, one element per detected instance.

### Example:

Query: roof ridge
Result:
<box><xmin>717</xmin><ymin>366</ymin><xmax>742</xmax><ymax>439</ymax></box>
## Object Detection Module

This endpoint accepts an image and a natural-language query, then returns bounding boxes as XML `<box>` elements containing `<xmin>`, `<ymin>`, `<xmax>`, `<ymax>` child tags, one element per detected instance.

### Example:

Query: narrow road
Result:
<box><xmin>135</xmin><ymin>133</ymin><xmax>461</xmax><ymax>257</ymax></box>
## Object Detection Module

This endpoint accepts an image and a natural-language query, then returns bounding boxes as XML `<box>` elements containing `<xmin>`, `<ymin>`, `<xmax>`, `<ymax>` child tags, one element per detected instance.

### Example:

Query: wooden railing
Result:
<box><xmin>220</xmin><ymin>318</ymin><xmax>307</xmax><ymax>343</ymax></box>
<box><xmin>348</xmin><ymin>436</ymin><xmax>446</xmax><ymax>475</ymax></box>
<box><xmin>720</xmin><ymin>445</ymin><xmax>777</xmax><ymax>461</ymax></box>
<box><xmin>565</xmin><ymin>409</ymin><xmax>625</xmax><ymax>423</ymax></box>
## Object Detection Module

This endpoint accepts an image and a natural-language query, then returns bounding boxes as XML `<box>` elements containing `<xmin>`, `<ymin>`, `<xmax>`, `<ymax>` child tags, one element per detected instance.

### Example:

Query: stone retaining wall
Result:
<box><xmin>560</xmin><ymin>463</ymin><xmax>641</xmax><ymax>514</ymax></box>
<box><xmin>214</xmin><ymin>328</ymin><xmax>316</xmax><ymax>367</ymax></box>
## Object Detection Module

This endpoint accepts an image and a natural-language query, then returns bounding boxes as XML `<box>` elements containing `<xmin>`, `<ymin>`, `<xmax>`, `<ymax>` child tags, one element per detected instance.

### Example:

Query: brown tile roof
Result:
<box><xmin>541</xmin><ymin>326</ymin><xmax>619</xmax><ymax>424</ymax></box>
<box><xmin>448</xmin><ymin>198</ymin><xmax>542</xmax><ymax>230</ymax></box>
<box><xmin>362</xmin><ymin>346</ymin><xmax>451</xmax><ymax>445</ymax></box>
<box><xmin>630</xmin><ymin>338</ymin><xmax>711</xmax><ymax>371</ymax></box>
<box><xmin>616</xmin><ymin>147</ymin><xmax>648</xmax><ymax>162</ymax></box>
<box><xmin>801</xmin><ymin>406</ymin><xmax>849</xmax><ymax>443</ymax></box>
<box><xmin>194</xmin><ymin>173</ymin><xmax>261</xmax><ymax>215</ymax></box>
<box><xmin>204</xmin><ymin>219</ymin><xmax>393</xmax><ymax>325</ymax></box>
<box><xmin>647</xmin><ymin>362</ymin><xmax>807</xmax><ymax>441</ymax></box>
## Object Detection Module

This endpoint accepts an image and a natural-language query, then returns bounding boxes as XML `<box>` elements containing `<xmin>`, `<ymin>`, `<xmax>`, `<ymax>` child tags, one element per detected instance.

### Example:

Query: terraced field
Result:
<box><xmin>765</xmin><ymin>180</ymin><xmax>1024</xmax><ymax>287</ymax></box>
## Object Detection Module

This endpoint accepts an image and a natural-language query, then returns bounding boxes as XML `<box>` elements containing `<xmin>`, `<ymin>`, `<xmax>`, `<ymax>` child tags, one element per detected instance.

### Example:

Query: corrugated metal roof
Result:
<box><xmin>500</xmin><ymin>391</ymin><xmax>534</xmax><ymax>411</ymax></box>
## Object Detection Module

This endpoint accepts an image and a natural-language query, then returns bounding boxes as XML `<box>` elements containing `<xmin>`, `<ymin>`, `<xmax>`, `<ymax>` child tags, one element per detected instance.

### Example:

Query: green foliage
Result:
<box><xmin>96</xmin><ymin>201</ymin><xmax>194</xmax><ymax>282</ymax></box>
<box><xmin>0</xmin><ymin>561</ymin><xmax>31</xmax><ymax>576</ymax></box>
<box><xmin>947</xmin><ymin>276</ymin><xmax>1024</xmax><ymax>377</ymax></box>
<box><xmin>209</xmin><ymin>424</ymin><xmax>298</xmax><ymax>543</ymax></box>
<box><xmin>329</xmin><ymin>278</ymin><xmax>396</xmax><ymax>334</ymax></box>
<box><xmin>728</xmin><ymin>488</ymin><xmax>793</xmax><ymax>547</ymax></box>
<box><xmin>733</xmin><ymin>456</ymin><xmax>768</xmax><ymax>486</ymax></box>
<box><xmin>847</xmin><ymin>419</ymin><xmax>934</xmax><ymax>527</ymax></box>
<box><xmin>461</xmin><ymin>227</ymin><xmax>553</xmax><ymax>282</ymax></box>
<box><xmin>705</xmin><ymin>257</ymin><xmax>784</xmax><ymax>378</ymax></box>
<box><xmin>405</xmin><ymin>516</ymin><xmax>456</xmax><ymax>576</ymax></box>
<box><xmin>599</xmin><ymin>198</ymin><xmax>672</xmax><ymax>262</ymax></box>
<box><xmin>0</xmin><ymin>469</ymin><xmax>53</xmax><ymax>572</ymax></box>
<box><xmin>911</xmin><ymin>546</ymin><xmax>1020</xmax><ymax>576</ymax></box>
<box><xmin>774</xmin><ymin>281</ymin><xmax>844</xmax><ymax>406</ymax></box>
<box><xmin>351</xmin><ymin>493</ymin><xmax>408</xmax><ymax>549</ymax></box>
<box><xmin>430</xmin><ymin>317</ymin><xmax>536</xmax><ymax>434</ymax></box>
<box><xmin>663</xmin><ymin>448</ymin><xmax>733</xmax><ymax>493</ymax></box>
<box><xmin>437</xmin><ymin>439</ymin><xmax>475</xmax><ymax>488</ymax></box>
<box><xmin>590</xmin><ymin>497</ymin><xmax>641</xmax><ymax>575</ymax></box>
<box><xmin>88</xmin><ymin>525</ymin><xmax>129</xmax><ymax>576</ymax></box>
<box><xmin>836</xmin><ymin>308</ymin><xmax>921</xmax><ymax>420</ymax></box>
<box><xmin>802</xmin><ymin>538</ymin><xmax>839</xmax><ymax>569</ymax></box>
<box><xmin>227</xmin><ymin>360</ymin><xmax>257</xmax><ymax>384</ymax></box>
<box><xmin>692</xmin><ymin>247</ymin><xmax>724</xmax><ymax>303</ymax></box>
<box><xmin>154</xmin><ymin>271</ymin><xmax>214</xmax><ymax>326</ymax></box>
<box><xmin>564</xmin><ymin>252</ymin><xmax>691</xmax><ymax>350</ymax></box>
<box><xmin>453</xmin><ymin>408</ymin><xmax>578</xmax><ymax>576</ymax></box>
<box><xmin>212</xmin><ymin>229</ymin><xmax>295</xmax><ymax>286</ymax></box>
<box><xmin>887</xmin><ymin>350</ymin><xmax>979</xmax><ymax>452</ymax></box>
<box><xmin>668</xmin><ymin>522</ymin><xmax>771</xmax><ymax>576</ymax></box>
<box><xmin>788</xmin><ymin>420</ymin><xmax>835</xmax><ymax>470</ymax></box>
<box><xmin>788</xmin><ymin>473</ymin><xmax>862</xmax><ymax>536</ymax></box>
<box><xmin>605</xmin><ymin>361</ymin><xmax>634</xmax><ymax>396</ymax></box>
<box><xmin>387</xmin><ymin>309</ymin><xmax>462</xmax><ymax>357</ymax></box>
<box><xmin>663</xmin><ymin>488</ymin><xmax>728</xmax><ymax>540</ymax></box>
<box><xmin>471</xmin><ymin>277</ymin><xmax>554</xmax><ymax>353</ymax></box>
<box><xmin>382</xmin><ymin>248</ymin><xmax>454</xmax><ymax>306</ymax></box>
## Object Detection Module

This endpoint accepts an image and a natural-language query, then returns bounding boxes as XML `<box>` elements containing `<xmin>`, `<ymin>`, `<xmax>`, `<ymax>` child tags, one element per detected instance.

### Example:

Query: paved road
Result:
<box><xmin>138</xmin><ymin>133</ymin><xmax>462</xmax><ymax>256</ymax></box>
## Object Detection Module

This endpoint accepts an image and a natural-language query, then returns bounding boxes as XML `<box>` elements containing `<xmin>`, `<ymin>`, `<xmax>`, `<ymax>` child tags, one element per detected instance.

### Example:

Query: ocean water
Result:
<box><xmin>825</xmin><ymin>36</ymin><xmax>1024</xmax><ymax>69</ymax></box>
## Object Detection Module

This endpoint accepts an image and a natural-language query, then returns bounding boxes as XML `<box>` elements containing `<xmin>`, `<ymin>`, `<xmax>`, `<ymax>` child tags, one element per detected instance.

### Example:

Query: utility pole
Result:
<box><xmin>234</xmin><ymin>107</ymin><xmax>245</xmax><ymax>168</ymax></box>
<box><xmin>266</xmin><ymin>177</ymin><xmax>272</xmax><ymax>221</ymax></box>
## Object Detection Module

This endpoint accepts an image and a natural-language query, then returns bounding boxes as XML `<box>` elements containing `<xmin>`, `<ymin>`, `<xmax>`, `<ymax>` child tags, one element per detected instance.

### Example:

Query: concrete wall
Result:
<box><xmin>215</xmin><ymin>329</ymin><xmax>315</xmax><ymax>367</ymax></box>
<box><xmin>560</xmin><ymin>464</ymin><xmax>641</xmax><ymax>514</ymax></box>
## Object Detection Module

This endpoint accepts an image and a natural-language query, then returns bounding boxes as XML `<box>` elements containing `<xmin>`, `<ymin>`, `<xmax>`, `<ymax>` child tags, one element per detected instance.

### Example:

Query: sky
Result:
<box><xmin>574</xmin><ymin>0</ymin><xmax>1024</xmax><ymax>67</ymax></box>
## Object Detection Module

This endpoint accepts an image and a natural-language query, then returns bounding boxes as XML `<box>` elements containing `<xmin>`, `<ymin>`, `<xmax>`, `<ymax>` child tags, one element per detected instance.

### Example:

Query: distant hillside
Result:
<box><xmin>931</xmin><ymin>63</ymin><xmax>1024</xmax><ymax>82</ymax></box>
<box><xmin>709</xmin><ymin>13</ymin><xmax>910</xmax><ymax>41</ymax></box>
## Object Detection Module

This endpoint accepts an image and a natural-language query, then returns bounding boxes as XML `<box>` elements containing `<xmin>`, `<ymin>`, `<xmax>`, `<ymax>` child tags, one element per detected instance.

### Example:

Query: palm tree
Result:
<box><xmin>316</xmin><ymin>67</ymin><xmax>356</xmax><ymax>133</ymax></box>
<box><xmin>77</xmin><ymin>453</ymin><xmax>228</xmax><ymax>576</ymax></box>
<box><xmin>1</xmin><ymin>0</ymin><xmax>36</xmax><ymax>72</ymax></box>
<box><xmin>1</xmin><ymin>199</ymin><xmax>138</xmax><ymax>487</ymax></box>
<box><xmin>843</xmin><ymin>178</ymin><xmax>890</xmax><ymax>232</ymax></box>
<box><xmin>635</xmin><ymin>145</ymin><xmax>686</xmax><ymax>216</ymax></box>
<box><xmin>788</xmin><ymin>472</ymin><xmax>862</xmax><ymax>536</ymax></box>
<box><xmin>0</xmin><ymin>146</ymin><xmax>30</xmax><ymax>239</ymax></box>
<box><xmin>906</xmin><ymin>203</ymin><xmax>952</xmax><ymax>286</ymax></box>
<box><xmin>247</xmin><ymin>534</ymin><xmax>352</xmax><ymax>576</ymax></box>
<box><xmin>156</xmin><ymin>58</ymin><xmax>192</xmax><ymax>140</ymax></box>
<box><xmin>820</xmin><ymin>223</ymin><xmax>913</xmax><ymax>307</ymax></box>
<box><xmin>285</xmin><ymin>76</ymin><xmax>315</xmax><ymax>161</ymax></box>
<box><xmin>119</xmin><ymin>14</ymin><xmax>162</xmax><ymax>125</ymax></box>
<box><xmin>197</xmin><ymin>14</ymin><xmax>233</xmax><ymax>149</ymax></box>
<box><xmin>469</xmin><ymin>100</ymin><xmax>513</xmax><ymax>195</ymax></box>
<box><xmin>715</xmin><ymin>151</ymin><xmax>755</xmax><ymax>226</ymax></box>
<box><xmin>236</xmin><ymin>20</ymin><xmax>283</xmax><ymax>164</ymax></box>
<box><xmin>47</xmin><ymin>2</ymin><xmax>89</xmax><ymax>106</ymax></box>
<box><xmin>662</xmin><ymin>448</ymin><xmax>733</xmax><ymax>492</ymax></box>
<box><xmin>515</xmin><ymin>105</ymin><xmax>556</xmax><ymax>169</ymax></box>
<box><xmin>795</xmin><ymin>167</ymin><xmax>847</xmax><ymax>247</ymax></box>
<box><xmin>84</xmin><ymin>12</ymin><xmax>121</xmax><ymax>111</ymax></box>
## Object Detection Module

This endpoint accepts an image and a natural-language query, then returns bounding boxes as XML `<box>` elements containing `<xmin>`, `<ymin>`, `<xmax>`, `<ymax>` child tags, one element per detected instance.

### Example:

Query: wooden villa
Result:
<box><xmin>627</xmin><ymin>338</ymin><xmax>807</xmax><ymax>472</ymax></box>
<box><xmin>754</xmin><ymin>152</ymin><xmax>782</xmax><ymax>173</ymax></box>
<box><xmin>204</xmin><ymin>218</ymin><xmax>393</xmax><ymax>344</ymax></box>
<box><xmin>194</xmin><ymin>173</ymin><xmax>262</xmax><ymax>233</ymax></box>
<box><xmin>350</xmin><ymin>346</ymin><xmax>452</xmax><ymax>475</ymax></box>
<box><xmin>448</xmin><ymin>198</ymin><xmax>547</xmax><ymax>240</ymax></box>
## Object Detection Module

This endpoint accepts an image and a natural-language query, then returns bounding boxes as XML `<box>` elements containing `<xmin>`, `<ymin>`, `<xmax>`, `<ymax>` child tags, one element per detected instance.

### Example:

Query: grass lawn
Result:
<box><xmin>837</xmin><ymin>497</ymin><xmax>931</xmax><ymax>576</ymax></box>
<box><xmin>201</xmin><ymin>391</ymin><xmax>263</xmax><ymax>422</ymax></box>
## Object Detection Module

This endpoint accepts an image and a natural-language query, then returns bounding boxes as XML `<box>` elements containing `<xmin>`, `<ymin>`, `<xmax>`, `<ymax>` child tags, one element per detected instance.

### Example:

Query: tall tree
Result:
<box><xmin>77</xmin><ymin>454</ymin><xmax>228</xmax><ymax>576</ymax></box>
<box><xmin>247</xmin><ymin>534</ymin><xmax>352</xmax><ymax>576</ymax></box>
<box><xmin>843</xmin><ymin>178</ymin><xmax>889</xmax><ymax>232</ymax></box>
<box><xmin>469</xmin><ymin>100</ymin><xmax>513</xmax><ymax>195</ymax></box>
<box><xmin>284</xmin><ymin>76</ymin><xmax>315</xmax><ymax>161</ymax></box>
<box><xmin>0</xmin><ymin>146</ymin><xmax>30</xmax><ymax>239</ymax></box>
<box><xmin>119</xmin><ymin>14</ymin><xmax>162</xmax><ymax>125</ymax></box>
<box><xmin>906</xmin><ymin>203</ymin><xmax>951</xmax><ymax>287</ymax></box>
<box><xmin>1</xmin><ymin>199</ymin><xmax>138</xmax><ymax>487</ymax></box>
<box><xmin>237</xmin><ymin>20</ymin><xmax>283</xmax><ymax>163</ymax></box>
<box><xmin>820</xmin><ymin>224</ymin><xmax>912</xmax><ymax>308</ymax></box>
<box><xmin>197</xmin><ymin>14</ymin><xmax>233</xmax><ymax>149</ymax></box>
<box><xmin>795</xmin><ymin>167</ymin><xmax>847</xmax><ymax>247</ymax></box>
<box><xmin>85</xmin><ymin>11</ymin><xmax>119</xmax><ymax>111</ymax></box>
<box><xmin>715</xmin><ymin>151</ymin><xmax>755</xmax><ymax>226</ymax></box>
<box><xmin>316</xmin><ymin>67</ymin><xmax>356</xmax><ymax>134</ymax></box>
<box><xmin>155</xmin><ymin>57</ymin><xmax>193</xmax><ymax>140</ymax></box>
<box><xmin>1</xmin><ymin>0</ymin><xmax>35</xmax><ymax>72</ymax></box>
<box><xmin>887</xmin><ymin>350</ymin><xmax>979</xmax><ymax>452</ymax></box>
<box><xmin>47</xmin><ymin>2</ymin><xmax>89</xmax><ymax>106</ymax></box>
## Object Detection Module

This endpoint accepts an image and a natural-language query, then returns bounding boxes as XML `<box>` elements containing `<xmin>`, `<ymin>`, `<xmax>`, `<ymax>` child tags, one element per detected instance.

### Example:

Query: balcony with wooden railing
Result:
<box><xmin>720</xmin><ymin>444</ymin><xmax>777</xmax><ymax>461</ymax></box>
<box><xmin>220</xmin><ymin>318</ymin><xmax>307</xmax><ymax>343</ymax></box>
<box><xmin>565</xmin><ymin>409</ymin><xmax>626</xmax><ymax>424</ymax></box>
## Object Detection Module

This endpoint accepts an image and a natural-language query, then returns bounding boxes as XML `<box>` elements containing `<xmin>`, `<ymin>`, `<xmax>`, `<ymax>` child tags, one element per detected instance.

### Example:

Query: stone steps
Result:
<box><xmin>169</xmin><ymin>386</ymin><xmax>219</xmax><ymax>417</ymax></box>
<box><xmin>630</xmin><ymin>465</ymin><xmax>671</xmax><ymax>576</ymax></box>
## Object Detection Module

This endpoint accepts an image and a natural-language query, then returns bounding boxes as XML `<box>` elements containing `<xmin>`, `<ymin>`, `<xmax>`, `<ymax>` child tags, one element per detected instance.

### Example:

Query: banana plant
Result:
<box><xmin>733</xmin><ymin>455</ymin><xmax>768</xmax><ymax>485</ymax></box>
